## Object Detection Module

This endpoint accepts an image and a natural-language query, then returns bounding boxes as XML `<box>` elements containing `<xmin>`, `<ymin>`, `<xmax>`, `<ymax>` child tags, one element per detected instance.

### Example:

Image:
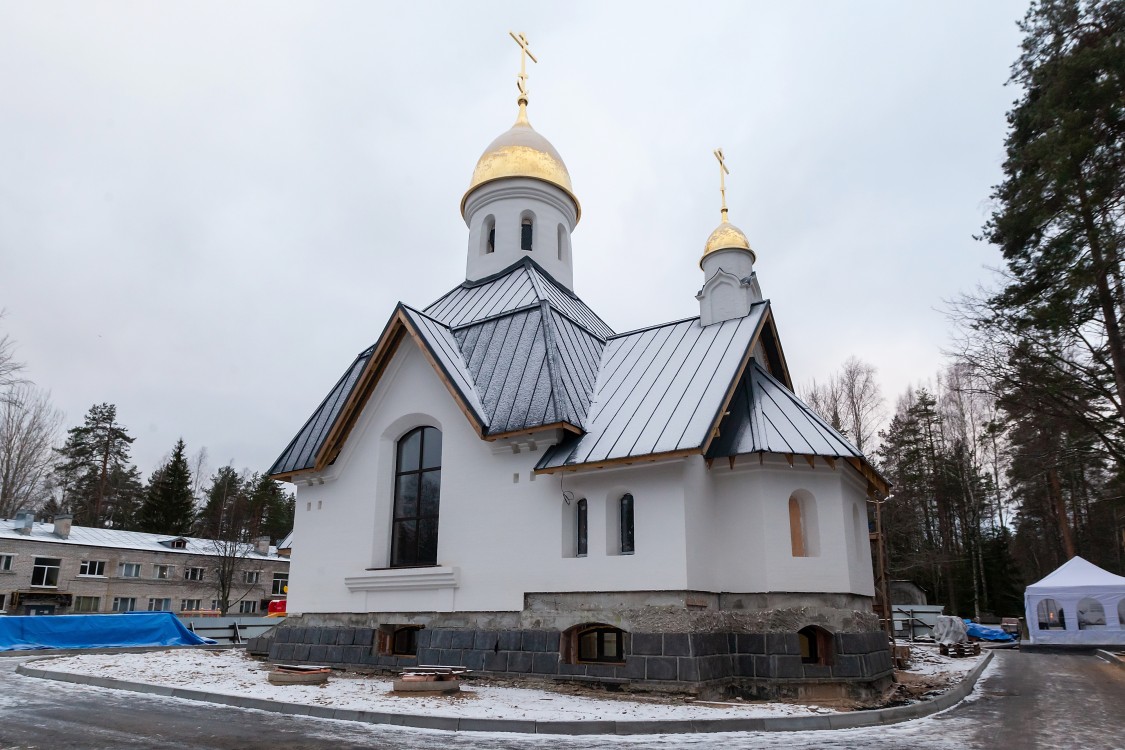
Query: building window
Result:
<box><xmin>184</xmin><ymin>566</ymin><xmax>205</xmax><ymax>581</ymax></box>
<box><xmin>238</xmin><ymin>600</ymin><xmax>258</xmax><ymax>614</ymax></box>
<box><xmin>148</xmin><ymin>598</ymin><xmax>172</xmax><ymax>612</ymax></box>
<box><xmin>181</xmin><ymin>599</ymin><xmax>203</xmax><ymax>612</ymax></box>
<box><xmin>482</xmin><ymin>215</ymin><xmax>496</xmax><ymax>254</ymax></box>
<box><xmin>619</xmin><ymin>494</ymin><xmax>635</xmax><ymax>554</ymax></box>
<box><xmin>242</xmin><ymin>570</ymin><xmax>261</xmax><ymax>585</ymax></box>
<box><xmin>119</xmin><ymin>562</ymin><xmax>141</xmax><ymax>578</ymax></box>
<box><xmin>170</xmin><ymin>538</ymin><xmax>187</xmax><ymax>549</ymax></box>
<box><xmin>272</xmin><ymin>572</ymin><xmax>289</xmax><ymax>596</ymax></box>
<box><xmin>79</xmin><ymin>560</ymin><xmax>106</xmax><ymax>577</ymax></box>
<box><xmin>31</xmin><ymin>557</ymin><xmax>61</xmax><ymax>587</ymax></box>
<box><xmin>575</xmin><ymin>498</ymin><xmax>588</xmax><ymax>557</ymax></box>
<box><xmin>0</xmin><ymin>554</ymin><xmax>15</xmax><ymax>572</ymax></box>
<box><xmin>112</xmin><ymin>597</ymin><xmax>137</xmax><ymax>612</ymax></box>
<box><xmin>563</xmin><ymin>624</ymin><xmax>626</xmax><ymax>664</ymax></box>
<box><xmin>788</xmin><ymin>490</ymin><xmax>820</xmax><ymax>557</ymax></box>
<box><xmin>153</xmin><ymin>564</ymin><xmax>173</xmax><ymax>579</ymax></box>
<box><xmin>557</xmin><ymin>223</ymin><xmax>567</xmax><ymax>260</ymax></box>
<box><xmin>73</xmin><ymin>596</ymin><xmax>101</xmax><ymax>612</ymax></box>
<box><xmin>392</xmin><ymin>626</ymin><xmax>421</xmax><ymax>656</ymax></box>
<box><xmin>520</xmin><ymin>215</ymin><xmax>534</xmax><ymax>251</ymax></box>
<box><xmin>798</xmin><ymin>626</ymin><xmax>835</xmax><ymax>666</ymax></box>
<box><xmin>391</xmin><ymin>426</ymin><xmax>442</xmax><ymax>567</ymax></box>
<box><xmin>0</xmin><ymin>594</ymin><xmax>6</xmax><ymax>611</ymax></box>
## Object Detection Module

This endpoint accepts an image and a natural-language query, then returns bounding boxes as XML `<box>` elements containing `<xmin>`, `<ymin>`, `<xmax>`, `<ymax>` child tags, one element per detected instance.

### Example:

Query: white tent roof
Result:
<box><xmin>1026</xmin><ymin>556</ymin><xmax>1125</xmax><ymax>595</ymax></box>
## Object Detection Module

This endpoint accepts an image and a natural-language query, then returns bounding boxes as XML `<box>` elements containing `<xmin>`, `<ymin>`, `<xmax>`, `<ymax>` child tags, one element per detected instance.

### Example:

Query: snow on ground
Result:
<box><xmin>32</xmin><ymin>646</ymin><xmax>982</xmax><ymax>723</ymax></box>
<box><xmin>896</xmin><ymin>641</ymin><xmax>988</xmax><ymax>678</ymax></box>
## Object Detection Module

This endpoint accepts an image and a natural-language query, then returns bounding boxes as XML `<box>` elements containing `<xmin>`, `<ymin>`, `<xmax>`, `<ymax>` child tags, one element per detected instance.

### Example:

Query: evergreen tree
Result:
<box><xmin>981</xmin><ymin>0</ymin><xmax>1125</xmax><ymax>430</ymax></box>
<box><xmin>196</xmin><ymin>465</ymin><xmax>246</xmax><ymax>540</ymax></box>
<box><xmin>137</xmin><ymin>439</ymin><xmax>196</xmax><ymax>534</ymax></box>
<box><xmin>247</xmin><ymin>473</ymin><xmax>295</xmax><ymax>543</ymax></box>
<box><xmin>53</xmin><ymin>403</ymin><xmax>137</xmax><ymax>527</ymax></box>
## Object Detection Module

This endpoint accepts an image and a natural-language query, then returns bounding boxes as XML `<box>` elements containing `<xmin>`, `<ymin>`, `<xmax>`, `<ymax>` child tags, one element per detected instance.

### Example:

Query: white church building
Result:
<box><xmin>268</xmin><ymin>44</ymin><xmax>893</xmax><ymax>699</ymax></box>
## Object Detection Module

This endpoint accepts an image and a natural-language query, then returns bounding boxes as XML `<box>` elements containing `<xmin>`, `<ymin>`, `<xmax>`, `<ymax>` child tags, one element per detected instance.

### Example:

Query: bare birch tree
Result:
<box><xmin>0</xmin><ymin>385</ymin><xmax>63</xmax><ymax>517</ymax></box>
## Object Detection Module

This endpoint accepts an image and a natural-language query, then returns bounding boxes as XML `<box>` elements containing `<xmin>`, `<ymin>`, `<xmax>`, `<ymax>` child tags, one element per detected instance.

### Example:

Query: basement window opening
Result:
<box><xmin>798</xmin><ymin>625</ymin><xmax>834</xmax><ymax>666</ymax></box>
<box><xmin>563</xmin><ymin>624</ymin><xmax>627</xmax><ymax>665</ymax></box>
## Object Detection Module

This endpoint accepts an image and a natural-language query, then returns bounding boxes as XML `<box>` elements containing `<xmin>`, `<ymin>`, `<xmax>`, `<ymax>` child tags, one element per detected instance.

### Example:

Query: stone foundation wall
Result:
<box><xmin>267</xmin><ymin>625</ymin><xmax>892</xmax><ymax>699</ymax></box>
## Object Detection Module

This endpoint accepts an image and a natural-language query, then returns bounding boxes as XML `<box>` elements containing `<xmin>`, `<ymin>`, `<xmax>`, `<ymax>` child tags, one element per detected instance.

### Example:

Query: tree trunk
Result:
<box><xmin>1047</xmin><ymin>465</ymin><xmax>1076</xmax><ymax>559</ymax></box>
<box><xmin>1077</xmin><ymin>186</ymin><xmax>1125</xmax><ymax>424</ymax></box>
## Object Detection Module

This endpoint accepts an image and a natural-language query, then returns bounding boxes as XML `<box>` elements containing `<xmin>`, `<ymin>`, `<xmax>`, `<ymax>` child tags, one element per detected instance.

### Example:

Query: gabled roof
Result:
<box><xmin>708</xmin><ymin>361</ymin><xmax>863</xmax><ymax>460</ymax></box>
<box><xmin>269</xmin><ymin>260</ymin><xmax>611</xmax><ymax>480</ymax></box>
<box><xmin>536</xmin><ymin>306</ymin><xmax>768</xmax><ymax>472</ymax></box>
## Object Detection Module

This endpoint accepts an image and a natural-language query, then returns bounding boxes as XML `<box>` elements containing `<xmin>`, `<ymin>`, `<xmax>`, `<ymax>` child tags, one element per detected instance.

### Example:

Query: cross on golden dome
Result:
<box><xmin>509</xmin><ymin>31</ymin><xmax>537</xmax><ymax>108</ymax></box>
<box><xmin>701</xmin><ymin>147</ymin><xmax>753</xmax><ymax>265</ymax></box>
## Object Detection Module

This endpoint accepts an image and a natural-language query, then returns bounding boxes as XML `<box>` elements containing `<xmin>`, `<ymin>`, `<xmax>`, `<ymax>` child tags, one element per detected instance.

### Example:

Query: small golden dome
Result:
<box><xmin>461</xmin><ymin>104</ymin><xmax>581</xmax><ymax>221</ymax></box>
<box><xmin>701</xmin><ymin>214</ymin><xmax>754</xmax><ymax>267</ymax></box>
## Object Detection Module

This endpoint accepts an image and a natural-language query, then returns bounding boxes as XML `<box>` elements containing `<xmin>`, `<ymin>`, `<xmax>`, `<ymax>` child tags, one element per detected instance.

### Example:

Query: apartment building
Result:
<box><xmin>0</xmin><ymin>512</ymin><xmax>289</xmax><ymax>616</ymax></box>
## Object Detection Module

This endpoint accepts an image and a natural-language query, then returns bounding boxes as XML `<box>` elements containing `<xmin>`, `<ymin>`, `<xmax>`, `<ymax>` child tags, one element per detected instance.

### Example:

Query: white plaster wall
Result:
<box><xmin>289</xmin><ymin>341</ymin><xmax>876</xmax><ymax>617</ymax></box>
<box><xmin>289</xmin><ymin>341</ymin><xmax>694</xmax><ymax>616</ymax></box>
<box><xmin>706</xmin><ymin>456</ymin><xmax>875</xmax><ymax>596</ymax></box>
<box><xmin>463</xmin><ymin>178</ymin><xmax>577</xmax><ymax>289</ymax></box>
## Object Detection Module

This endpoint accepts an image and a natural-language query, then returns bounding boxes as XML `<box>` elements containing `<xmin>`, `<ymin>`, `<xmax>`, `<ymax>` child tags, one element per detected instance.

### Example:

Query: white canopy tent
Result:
<box><xmin>1024</xmin><ymin>556</ymin><xmax>1125</xmax><ymax>646</ymax></box>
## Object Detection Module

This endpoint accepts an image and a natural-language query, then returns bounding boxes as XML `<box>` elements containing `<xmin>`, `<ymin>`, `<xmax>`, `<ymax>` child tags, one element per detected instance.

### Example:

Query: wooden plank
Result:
<box><xmin>485</xmin><ymin>421</ymin><xmax>581</xmax><ymax>441</ymax></box>
<box><xmin>804</xmin><ymin>455</ymin><xmax>816</xmax><ymax>469</ymax></box>
<box><xmin>784</xmin><ymin>453</ymin><xmax>794</xmax><ymax>467</ymax></box>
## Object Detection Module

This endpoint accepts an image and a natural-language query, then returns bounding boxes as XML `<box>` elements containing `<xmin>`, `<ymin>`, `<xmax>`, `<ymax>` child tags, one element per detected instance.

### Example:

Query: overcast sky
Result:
<box><xmin>0</xmin><ymin>1</ymin><xmax>1028</xmax><ymax>481</ymax></box>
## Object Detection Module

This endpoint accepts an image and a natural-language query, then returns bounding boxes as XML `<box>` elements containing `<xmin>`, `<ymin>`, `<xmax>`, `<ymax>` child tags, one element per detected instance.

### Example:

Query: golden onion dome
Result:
<box><xmin>701</xmin><ymin>213</ymin><xmax>755</xmax><ymax>267</ymax></box>
<box><xmin>461</xmin><ymin>103</ymin><xmax>580</xmax><ymax>221</ymax></box>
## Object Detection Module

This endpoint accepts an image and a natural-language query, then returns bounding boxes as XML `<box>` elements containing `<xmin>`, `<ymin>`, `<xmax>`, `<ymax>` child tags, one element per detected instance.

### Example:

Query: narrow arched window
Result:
<box><xmin>619</xmin><ymin>494</ymin><xmax>635</xmax><ymax>554</ymax></box>
<box><xmin>521</xmin><ymin>216</ymin><xmax>534</xmax><ymax>251</ymax></box>
<box><xmin>482</xmin><ymin>215</ymin><xmax>496</xmax><ymax>254</ymax></box>
<box><xmin>575</xmin><ymin>498</ymin><xmax>588</xmax><ymax>557</ymax></box>
<box><xmin>789</xmin><ymin>496</ymin><xmax>805</xmax><ymax>557</ymax></box>
<box><xmin>391</xmin><ymin>427</ymin><xmax>442</xmax><ymax>567</ymax></box>
<box><xmin>557</xmin><ymin>223</ymin><xmax>566</xmax><ymax>260</ymax></box>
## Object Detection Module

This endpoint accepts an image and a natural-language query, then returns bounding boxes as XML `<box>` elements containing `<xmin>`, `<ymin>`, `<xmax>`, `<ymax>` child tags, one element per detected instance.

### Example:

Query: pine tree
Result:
<box><xmin>137</xmin><ymin>439</ymin><xmax>196</xmax><ymax>535</ymax></box>
<box><xmin>196</xmin><ymin>465</ymin><xmax>246</xmax><ymax>540</ymax></box>
<box><xmin>53</xmin><ymin>403</ymin><xmax>137</xmax><ymax>527</ymax></box>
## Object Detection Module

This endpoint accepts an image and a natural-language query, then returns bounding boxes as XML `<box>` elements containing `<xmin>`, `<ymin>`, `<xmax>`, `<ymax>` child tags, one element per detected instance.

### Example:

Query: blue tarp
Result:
<box><xmin>963</xmin><ymin>619</ymin><xmax>1015</xmax><ymax>642</ymax></box>
<box><xmin>0</xmin><ymin>611</ymin><xmax>217</xmax><ymax>651</ymax></box>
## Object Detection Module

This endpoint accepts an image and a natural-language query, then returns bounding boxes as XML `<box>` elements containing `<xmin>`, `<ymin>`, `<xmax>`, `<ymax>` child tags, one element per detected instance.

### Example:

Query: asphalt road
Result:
<box><xmin>0</xmin><ymin>650</ymin><xmax>1121</xmax><ymax>749</ymax></box>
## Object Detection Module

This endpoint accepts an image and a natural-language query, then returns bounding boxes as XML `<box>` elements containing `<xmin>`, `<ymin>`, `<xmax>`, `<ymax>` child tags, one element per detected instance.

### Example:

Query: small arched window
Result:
<box><xmin>1078</xmin><ymin>597</ymin><xmax>1106</xmax><ymax>629</ymax></box>
<box><xmin>557</xmin><ymin>223</ymin><xmax>567</xmax><ymax>260</ymax></box>
<box><xmin>520</xmin><ymin>215</ymin><xmax>534</xmax><ymax>251</ymax></box>
<box><xmin>798</xmin><ymin>625</ymin><xmax>834</xmax><ymax>666</ymax></box>
<box><xmin>563</xmin><ymin>623</ymin><xmax>626</xmax><ymax>664</ymax></box>
<box><xmin>483</xmin><ymin>215</ymin><xmax>496</xmax><ymax>254</ymax></box>
<box><xmin>575</xmin><ymin>498</ymin><xmax>588</xmax><ymax>557</ymax></box>
<box><xmin>391</xmin><ymin>426</ymin><xmax>442</xmax><ymax>567</ymax></box>
<box><xmin>788</xmin><ymin>491</ymin><xmax>819</xmax><ymax>557</ymax></box>
<box><xmin>619</xmin><ymin>494</ymin><xmax>635</xmax><ymax>554</ymax></box>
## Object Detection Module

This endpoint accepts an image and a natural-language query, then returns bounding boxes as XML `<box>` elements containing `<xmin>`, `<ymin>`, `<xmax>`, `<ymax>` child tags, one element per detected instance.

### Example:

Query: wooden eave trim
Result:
<box><xmin>534</xmin><ymin>448</ymin><xmax>698</xmax><ymax>476</ymax></box>
<box><xmin>845</xmin><ymin>456</ymin><xmax>891</xmax><ymax>496</ymax></box>
<box><xmin>760</xmin><ymin>307</ymin><xmax>794</xmax><ymax>391</ymax></box>
<box><xmin>486</xmin><ymin>421</ymin><xmax>583</xmax><ymax>441</ymax></box>
<box><xmin>699</xmin><ymin>311</ymin><xmax>769</xmax><ymax>456</ymax></box>
<box><xmin>398</xmin><ymin>312</ymin><xmax>488</xmax><ymax>440</ymax></box>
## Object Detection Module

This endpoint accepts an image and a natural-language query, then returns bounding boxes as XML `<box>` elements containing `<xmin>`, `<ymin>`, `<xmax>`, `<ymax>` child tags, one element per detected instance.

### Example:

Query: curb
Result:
<box><xmin>1096</xmin><ymin>649</ymin><xmax>1125</xmax><ymax>670</ymax></box>
<box><xmin>15</xmin><ymin>650</ymin><xmax>994</xmax><ymax>735</ymax></box>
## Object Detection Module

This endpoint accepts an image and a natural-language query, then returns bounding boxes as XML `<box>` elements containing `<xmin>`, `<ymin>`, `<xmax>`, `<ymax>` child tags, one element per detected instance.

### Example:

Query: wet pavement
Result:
<box><xmin>0</xmin><ymin>649</ymin><xmax>1120</xmax><ymax>749</ymax></box>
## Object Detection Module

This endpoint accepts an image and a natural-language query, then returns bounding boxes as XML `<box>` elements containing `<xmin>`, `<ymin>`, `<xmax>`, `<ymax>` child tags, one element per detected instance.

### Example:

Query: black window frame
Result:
<box><xmin>575</xmin><ymin>498</ymin><xmax>588</xmax><ymax>557</ymax></box>
<box><xmin>520</xmin><ymin>217</ymin><xmax>533</xmax><ymax>251</ymax></box>
<box><xmin>619</xmin><ymin>493</ymin><xmax>635</xmax><ymax>554</ymax></box>
<box><xmin>575</xmin><ymin>626</ymin><xmax>626</xmax><ymax>664</ymax></box>
<box><xmin>391</xmin><ymin>426</ymin><xmax>442</xmax><ymax>568</ymax></box>
<box><xmin>31</xmin><ymin>557</ymin><xmax>61</xmax><ymax>587</ymax></box>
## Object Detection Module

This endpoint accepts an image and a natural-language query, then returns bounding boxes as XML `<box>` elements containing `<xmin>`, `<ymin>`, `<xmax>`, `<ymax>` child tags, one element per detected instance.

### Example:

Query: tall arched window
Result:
<box><xmin>520</xmin><ymin>215</ymin><xmax>534</xmax><ymax>251</ymax></box>
<box><xmin>391</xmin><ymin>427</ymin><xmax>442</xmax><ymax>567</ymax></box>
<box><xmin>482</xmin><ymin>215</ymin><xmax>496</xmax><ymax>254</ymax></box>
<box><xmin>557</xmin><ymin>223</ymin><xmax>567</xmax><ymax>260</ymax></box>
<box><xmin>619</xmin><ymin>493</ymin><xmax>635</xmax><ymax>554</ymax></box>
<box><xmin>575</xmin><ymin>498</ymin><xmax>588</xmax><ymax>557</ymax></box>
<box><xmin>788</xmin><ymin>490</ymin><xmax>819</xmax><ymax>557</ymax></box>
